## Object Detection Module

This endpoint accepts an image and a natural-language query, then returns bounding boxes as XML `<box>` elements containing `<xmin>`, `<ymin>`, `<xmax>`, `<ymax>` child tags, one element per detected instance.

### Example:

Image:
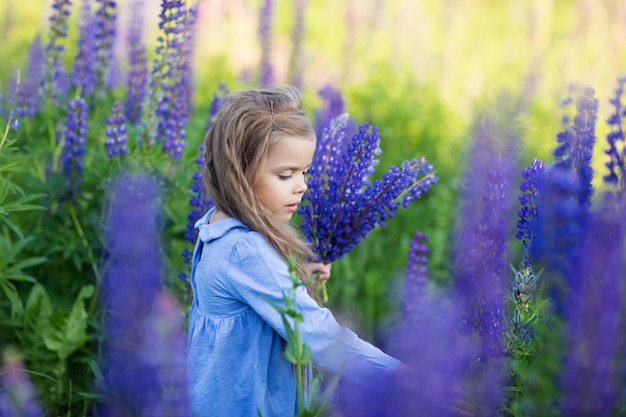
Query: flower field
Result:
<box><xmin>1</xmin><ymin>0</ymin><xmax>626</xmax><ymax>416</ymax></box>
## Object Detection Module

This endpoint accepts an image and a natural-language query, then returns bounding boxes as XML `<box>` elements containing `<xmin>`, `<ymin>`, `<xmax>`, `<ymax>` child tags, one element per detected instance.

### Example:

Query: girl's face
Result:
<box><xmin>253</xmin><ymin>134</ymin><xmax>316</xmax><ymax>222</ymax></box>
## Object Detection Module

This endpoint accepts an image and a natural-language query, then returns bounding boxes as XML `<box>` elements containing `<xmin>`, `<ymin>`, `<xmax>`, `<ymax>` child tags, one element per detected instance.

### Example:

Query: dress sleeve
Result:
<box><xmin>226</xmin><ymin>233</ymin><xmax>401</xmax><ymax>384</ymax></box>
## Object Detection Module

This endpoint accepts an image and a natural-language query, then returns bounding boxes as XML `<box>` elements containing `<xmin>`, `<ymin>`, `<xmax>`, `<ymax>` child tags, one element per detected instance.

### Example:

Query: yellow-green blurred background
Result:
<box><xmin>3</xmin><ymin>0</ymin><xmax>625</xmax><ymax>158</ymax></box>
<box><xmin>3</xmin><ymin>0</ymin><xmax>625</xmax><ymax>109</ymax></box>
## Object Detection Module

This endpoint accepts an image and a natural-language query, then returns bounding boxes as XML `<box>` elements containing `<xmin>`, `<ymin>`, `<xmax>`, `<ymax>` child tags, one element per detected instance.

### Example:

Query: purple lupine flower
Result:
<box><xmin>258</xmin><ymin>0</ymin><xmax>274</xmax><ymax>86</ymax></box>
<box><xmin>553</xmin><ymin>84</ymin><xmax>598</xmax><ymax>210</ymax></box>
<box><xmin>205</xmin><ymin>82</ymin><xmax>229</xmax><ymax>132</ymax></box>
<box><xmin>180</xmin><ymin>148</ymin><xmax>213</xmax><ymax>264</ymax></box>
<box><xmin>530</xmin><ymin>164</ymin><xmax>585</xmax><ymax>313</ymax></box>
<box><xmin>15</xmin><ymin>36</ymin><xmax>45</xmax><ymax>118</ymax></box>
<box><xmin>603</xmin><ymin>75</ymin><xmax>626</xmax><ymax>197</ymax></box>
<box><xmin>287</xmin><ymin>0</ymin><xmax>306</xmax><ymax>89</ymax></box>
<box><xmin>124</xmin><ymin>0</ymin><xmax>148</xmax><ymax>124</ymax></box>
<box><xmin>450</xmin><ymin>120</ymin><xmax>515</xmax><ymax>360</ymax></box>
<box><xmin>104</xmin><ymin>101</ymin><xmax>128</xmax><ymax>158</ymax></box>
<box><xmin>402</xmin><ymin>229</ymin><xmax>429</xmax><ymax>323</ymax></box>
<box><xmin>41</xmin><ymin>0</ymin><xmax>72</xmax><ymax>103</ymax></box>
<box><xmin>516</xmin><ymin>158</ymin><xmax>545</xmax><ymax>265</ymax></box>
<box><xmin>100</xmin><ymin>174</ymin><xmax>189</xmax><ymax>417</ymax></box>
<box><xmin>0</xmin><ymin>348</ymin><xmax>44</xmax><ymax>417</ymax></box>
<box><xmin>299</xmin><ymin>118</ymin><xmax>437</xmax><ymax>263</ymax></box>
<box><xmin>337</xmin><ymin>293</ymin><xmax>502</xmax><ymax>417</ymax></box>
<box><xmin>71</xmin><ymin>0</ymin><xmax>98</xmax><ymax>97</ymax></box>
<box><xmin>558</xmin><ymin>201</ymin><xmax>625</xmax><ymax>416</ymax></box>
<box><xmin>4</xmin><ymin>74</ymin><xmax>18</xmax><ymax>118</ymax></box>
<box><xmin>93</xmin><ymin>0</ymin><xmax>118</xmax><ymax>93</ymax></box>
<box><xmin>148</xmin><ymin>0</ymin><xmax>198</xmax><ymax>158</ymax></box>
<box><xmin>11</xmin><ymin>119</ymin><xmax>21</xmax><ymax>131</ymax></box>
<box><xmin>313</xmin><ymin>84</ymin><xmax>352</xmax><ymax>140</ymax></box>
<box><xmin>59</xmin><ymin>97</ymin><xmax>88</xmax><ymax>197</ymax></box>
<box><xmin>139</xmin><ymin>291</ymin><xmax>190</xmax><ymax>417</ymax></box>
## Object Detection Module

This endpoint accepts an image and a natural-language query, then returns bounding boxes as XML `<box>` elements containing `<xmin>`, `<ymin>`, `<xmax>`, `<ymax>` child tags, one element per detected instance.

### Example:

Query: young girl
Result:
<box><xmin>186</xmin><ymin>86</ymin><xmax>471</xmax><ymax>417</ymax></box>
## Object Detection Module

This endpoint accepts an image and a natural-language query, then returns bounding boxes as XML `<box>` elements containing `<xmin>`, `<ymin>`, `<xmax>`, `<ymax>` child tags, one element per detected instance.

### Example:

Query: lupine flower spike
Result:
<box><xmin>16</xmin><ymin>36</ymin><xmax>45</xmax><ymax>118</ymax></box>
<box><xmin>531</xmin><ymin>87</ymin><xmax>596</xmax><ymax>307</ymax></box>
<box><xmin>153</xmin><ymin>0</ymin><xmax>198</xmax><ymax>158</ymax></box>
<box><xmin>604</xmin><ymin>75</ymin><xmax>626</xmax><ymax>200</ymax></box>
<box><xmin>287</xmin><ymin>0</ymin><xmax>306</xmax><ymax>89</ymax></box>
<box><xmin>124</xmin><ymin>0</ymin><xmax>148</xmax><ymax>124</ymax></box>
<box><xmin>516</xmin><ymin>158</ymin><xmax>545</xmax><ymax>265</ymax></box>
<box><xmin>104</xmin><ymin>101</ymin><xmax>128</xmax><ymax>158</ymax></box>
<box><xmin>313</xmin><ymin>84</ymin><xmax>350</xmax><ymax>141</ymax></box>
<box><xmin>100</xmin><ymin>174</ymin><xmax>189</xmax><ymax>417</ymax></box>
<box><xmin>299</xmin><ymin>114</ymin><xmax>437</xmax><ymax>301</ymax></box>
<box><xmin>403</xmin><ymin>229</ymin><xmax>429</xmax><ymax>324</ymax></box>
<box><xmin>259</xmin><ymin>0</ymin><xmax>274</xmax><ymax>86</ymax></box>
<box><xmin>451</xmin><ymin>119</ymin><xmax>515</xmax><ymax>361</ymax></box>
<box><xmin>506</xmin><ymin>158</ymin><xmax>545</xmax><ymax>353</ymax></box>
<box><xmin>554</xmin><ymin>84</ymin><xmax>598</xmax><ymax>211</ymax></box>
<box><xmin>93</xmin><ymin>0</ymin><xmax>118</xmax><ymax>92</ymax></box>
<box><xmin>558</xmin><ymin>202</ymin><xmax>625</xmax><ymax>416</ymax></box>
<box><xmin>41</xmin><ymin>0</ymin><xmax>72</xmax><ymax>104</ymax></box>
<box><xmin>72</xmin><ymin>0</ymin><xmax>97</xmax><ymax>97</ymax></box>
<box><xmin>0</xmin><ymin>348</ymin><xmax>43</xmax><ymax>417</ymax></box>
<box><xmin>59</xmin><ymin>97</ymin><xmax>88</xmax><ymax>198</ymax></box>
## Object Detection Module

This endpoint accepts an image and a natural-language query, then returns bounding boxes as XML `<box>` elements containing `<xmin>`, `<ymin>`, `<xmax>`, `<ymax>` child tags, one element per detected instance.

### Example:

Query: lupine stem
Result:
<box><xmin>68</xmin><ymin>204</ymin><xmax>102</xmax><ymax>313</ymax></box>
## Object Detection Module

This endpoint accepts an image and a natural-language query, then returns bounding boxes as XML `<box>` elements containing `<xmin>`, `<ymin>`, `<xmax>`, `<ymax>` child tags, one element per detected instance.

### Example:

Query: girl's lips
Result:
<box><xmin>286</xmin><ymin>203</ymin><xmax>298</xmax><ymax>212</ymax></box>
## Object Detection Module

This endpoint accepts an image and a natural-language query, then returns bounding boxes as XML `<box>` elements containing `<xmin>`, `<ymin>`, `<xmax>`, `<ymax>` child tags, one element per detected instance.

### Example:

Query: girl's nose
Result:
<box><xmin>294</xmin><ymin>173</ymin><xmax>307</xmax><ymax>194</ymax></box>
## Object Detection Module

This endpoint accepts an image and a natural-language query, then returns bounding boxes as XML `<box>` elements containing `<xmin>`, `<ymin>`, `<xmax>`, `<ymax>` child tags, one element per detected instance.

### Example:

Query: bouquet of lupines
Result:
<box><xmin>298</xmin><ymin>114</ymin><xmax>437</xmax><ymax>301</ymax></box>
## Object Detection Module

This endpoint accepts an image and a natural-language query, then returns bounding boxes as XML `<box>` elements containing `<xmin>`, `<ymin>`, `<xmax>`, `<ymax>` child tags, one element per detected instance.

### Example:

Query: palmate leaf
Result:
<box><xmin>0</xmin><ymin>178</ymin><xmax>45</xmax><ymax>239</ymax></box>
<box><xmin>0</xmin><ymin>232</ymin><xmax>45</xmax><ymax>317</ymax></box>
<box><xmin>0</xmin><ymin>233</ymin><xmax>47</xmax><ymax>275</ymax></box>
<box><xmin>16</xmin><ymin>284</ymin><xmax>55</xmax><ymax>365</ymax></box>
<box><xmin>0</xmin><ymin>279</ymin><xmax>24</xmax><ymax>317</ymax></box>
<box><xmin>42</xmin><ymin>284</ymin><xmax>94</xmax><ymax>361</ymax></box>
<box><xmin>0</xmin><ymin>214</ymin><xmax>24</xmax><ymax>240</ymax></box>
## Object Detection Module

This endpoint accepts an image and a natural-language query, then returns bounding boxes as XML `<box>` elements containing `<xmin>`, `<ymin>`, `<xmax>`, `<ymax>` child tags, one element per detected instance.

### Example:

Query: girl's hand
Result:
<box><xmin>306</xmin><ymin>262</ymin><xmax>331</xmax><ymax>282</ymax></box>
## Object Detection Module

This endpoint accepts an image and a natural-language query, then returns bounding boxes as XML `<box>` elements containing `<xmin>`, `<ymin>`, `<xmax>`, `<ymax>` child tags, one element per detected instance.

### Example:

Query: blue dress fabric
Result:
<box><xmin>187</xmin><ymin>208</ymin><xmax>400</xmax><ymax>417</ymax></box>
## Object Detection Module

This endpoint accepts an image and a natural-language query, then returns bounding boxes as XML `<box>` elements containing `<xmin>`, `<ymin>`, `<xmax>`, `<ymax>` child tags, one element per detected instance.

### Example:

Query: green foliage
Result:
<box><xmin>0</xmin><ymin>233</ymin><xmax>46</xmax><ymax>318</ymax></box>
<box><xmin>263</xmin><ymin>257</ymin><xmax>339</xmax><ymax>417</ymax></box>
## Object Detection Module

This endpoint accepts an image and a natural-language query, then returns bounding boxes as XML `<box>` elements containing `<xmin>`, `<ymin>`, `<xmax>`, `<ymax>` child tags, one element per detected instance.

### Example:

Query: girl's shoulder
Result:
<box><xmin>198</xmin><ymin>216</ymin><xmax>273</xmax><ymax>256</ymax></box>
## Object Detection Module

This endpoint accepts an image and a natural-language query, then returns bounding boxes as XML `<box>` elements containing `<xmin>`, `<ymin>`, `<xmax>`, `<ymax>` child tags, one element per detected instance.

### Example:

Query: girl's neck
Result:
<box><xmin>210</xmin><ymin>209</ymin><xmax>231</xmax><ymax>223</ymax></box>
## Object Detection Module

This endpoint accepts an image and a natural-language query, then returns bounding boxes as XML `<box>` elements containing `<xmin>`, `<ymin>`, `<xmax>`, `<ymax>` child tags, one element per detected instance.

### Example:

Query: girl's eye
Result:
<box><xmin>278</xmin><ymin>175</ymin><xmax>292</xmax><ymax>180</ymax></box>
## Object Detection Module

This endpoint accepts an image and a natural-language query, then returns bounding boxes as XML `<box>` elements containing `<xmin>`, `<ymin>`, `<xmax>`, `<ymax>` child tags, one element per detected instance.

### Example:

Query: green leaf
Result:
<box><xmin>0</xmin><ymin>214</ymin><xmax>24</xmax><ymax>240</ymax></box>
<box><xmin>43</xmin><ymin>285</ymin><xmax>94</xmax><ymax>361</ymax></box>
<box><xmin>0</xmin><ymin>179</ymin><xmax>9</xmax><ymax>205</ymax></box>
<box><xmin>17</xmin><ymin>284</ymin><xmax>54</xmax><ymax>364</ymax></box>
<box><xmin>1</xmin><ymin>273</ymin><xmax>37</xmax><ymax>283</ymax></box>
<box><xmin>0</xmin><ymin>279</ymin><xmax>24</xmax><ymax>317</ymax></box>
<box><xmin>5</xmin><ymin>256</ymin><xmax>47</xmax><ymax>274</ymax></box>
<box><xmin>86</xmin><ymin>359</ymin><xmax>112</xmax><ymax>394</ymax></box>
<box><xmin>2</xmin><ymin>193</ymin><xmax>45</xmax><ymax>211</ymax></box>
<box><xmin>284</xmin><ymin>341</ymin><xmax>312</xmax><ymax>367</ymax></box>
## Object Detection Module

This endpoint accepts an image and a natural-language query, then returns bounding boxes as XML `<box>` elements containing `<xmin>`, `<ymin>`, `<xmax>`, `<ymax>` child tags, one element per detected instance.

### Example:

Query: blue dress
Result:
<box><xmin>187</xmin><ymin>209</ymin><xmax>400</xmax><ymax>417</ymax></box>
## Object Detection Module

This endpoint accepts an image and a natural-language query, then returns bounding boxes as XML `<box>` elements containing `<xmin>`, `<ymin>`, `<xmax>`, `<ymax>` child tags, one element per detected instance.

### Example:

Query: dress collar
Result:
<box><xmin>195</xmin><ymin>207</ymin><xmax>248</xmax><ymax>242</ymax></box>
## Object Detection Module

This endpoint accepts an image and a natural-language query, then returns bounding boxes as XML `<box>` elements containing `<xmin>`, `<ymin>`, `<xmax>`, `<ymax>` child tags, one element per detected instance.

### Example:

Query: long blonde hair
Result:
<box><xmin>203</xmin><ymin>85</ymin><xmax>317</xmax><ymax>294</ymax></box>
